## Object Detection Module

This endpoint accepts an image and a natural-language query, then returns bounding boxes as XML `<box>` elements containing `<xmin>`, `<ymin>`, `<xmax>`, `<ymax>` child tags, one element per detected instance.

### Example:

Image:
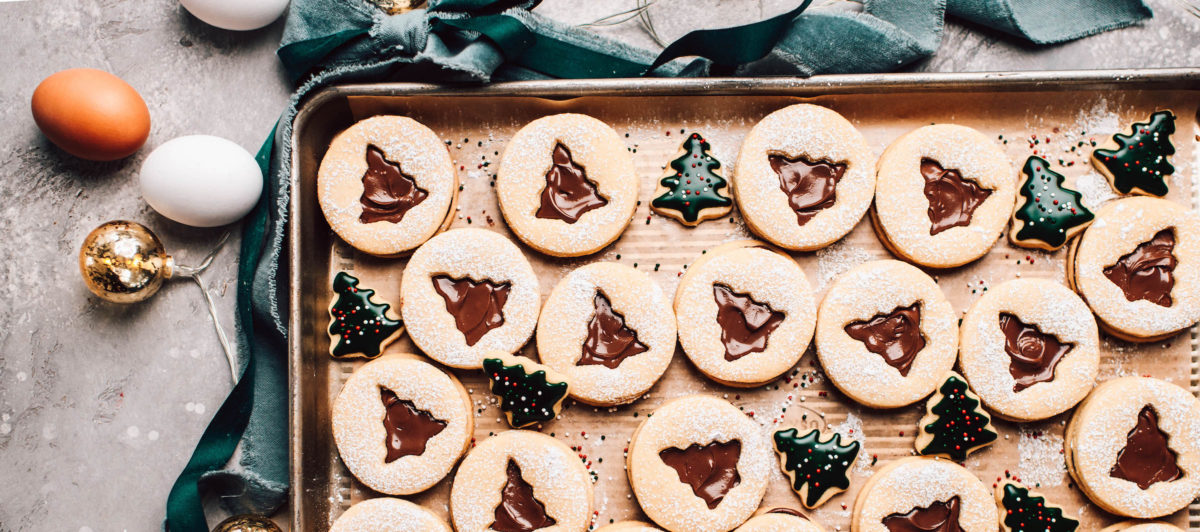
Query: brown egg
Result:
<box><xmin>31</xmin><ymin>68</ymin><xmax>151</xmax><ymax>161</ymax></box>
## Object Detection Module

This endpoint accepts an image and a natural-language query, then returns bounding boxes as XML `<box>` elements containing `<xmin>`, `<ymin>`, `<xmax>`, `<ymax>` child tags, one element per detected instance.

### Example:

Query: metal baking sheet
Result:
<box><xmin>289</xmin><ymin>70</ymin><xmax>1200</xmax><ymax>531</ymax></box>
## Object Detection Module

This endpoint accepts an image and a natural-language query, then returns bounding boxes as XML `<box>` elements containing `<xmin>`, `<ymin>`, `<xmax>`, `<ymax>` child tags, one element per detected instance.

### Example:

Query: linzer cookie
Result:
<box><xmin>496</xmin><ymin>113</ymin><xmax>639</xmax><ymax>257</ymax></box>
<box><xmin>1101</xmin><ymin>523</ymin><xmax>1185</xmax><ymax>532</ymax></box>
<box><xmin>872</xmin><ymin>124</ymin><xmax>1016</xmax><ymax>268</ymax></box>
<box><xmin>651</xmin><ymin>132</ymin><xmax>734</xmax><ymax>226</ymax></box>
<box><xmin>331</xmin><ymin>354</ymin><xmax>473</xmax><ymax>495</ymax></box>
<box><xmin>994</xmin><ymin>481</ymin><xmax>1079</xmax><ymax>532</ymax></box>
<box><xmin>449</xmin><ymin>430</ymin><xmax>593</xmax><ymax>532</ymax></box>
<box><xmin>327</xmin><ymin>272</ymin><xmax>403</xmax><ymax>359</ymax></box>
<box><xmin>851</xmin><ymin>457</ymin><xmax>997</xmax><ymax>532</ymax></box>
<box><xmin>317</xmin><ymin>115</ymin><xmax>457</xmax><ymax>256</ymax></box>
<box><xmin>536</xmin><ymin>262</ymin><xmax>676</xmax><ymax>406</ymax></box>
<box><xmin>627</xmin><ymin>395</ymin><xmax>772</xmax><ymax>532</ymax></box>
<box><xmin>1091</xmin><ymin>110</ymin><xmax>1176</xmax><ymax>197</ymax></box>
<box><xmin>329</xmin><ymin>498</ymin><xmax>451</xmax><ymax>532</ymax></box>
<box><xmin>673</xmin><ymin>242</ymin><xmax>817</xmax><ymax>387</ymax></box>
<box><xmin>482</xmin><ymin>352</ymin><xmax>569</xmax><ymax>429</ymax></box>
<box><xmin>1067</xmin><ymin>197</ymin><xmax>1200</xmax><ymax>342</ymax></box>
<box><xmin>1009</xmin><ymin>156</ymin><xmax>1095</xmax><ymax>251</ymax></box>
<box><xmin>400</xmin><ymin>228</ymin><xmax>540</xmax><ymax>369</ymax></box>
<box><xmin>958</xmin><ymin>278</ymin><xmax>1099</xmax><ymax>421</ymax></box>
<box><xmin>1065</xmin><ymin>376</ymin><xmax>1200</xmax><ymax>519</ymax></box>
<box><xmin>816</xmin><ymin>260</ymin><xmax>958</xmax><ymax>408</ymax></box>
<box><xmin>733</xmin><ymin>104</ymin><xmax>876</xmax><ymax>251</ymax></box>
<box><xmin>736</xmin><ymin>508</ymin><xmax>825</xmax><ymax>532</ymax></box>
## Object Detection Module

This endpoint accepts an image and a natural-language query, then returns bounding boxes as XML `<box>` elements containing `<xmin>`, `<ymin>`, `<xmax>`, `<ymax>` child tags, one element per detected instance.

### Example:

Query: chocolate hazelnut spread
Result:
<box><xmin>491</xmin><ymin>460</ymin><xmax>556</xmax><ymax>532</ymax></box>
<box><xmin>921</xmin><ymin>158</ymin><xmax>992</xmax><ymax>236</ymax></box>
<box><xmin>768</xmin><ymin>154</ymin><xmax>847</xmax><ymax>225</ymax></box>
<box><xmin>432</xmin><ymin>274</ymin><xmax>511</xmax><ymax>346</ymax></box>
<box><xmin>713</xmin><ymin>283</ymin><xmax>786</xmax><ymax>361</ymax></box>
<box><xmin>1110</xmin><ymin>405</ymin><xmax>1182</xmax><ymax>489</ymax></box>
<box><xmin>1103</xmin><ymin>228</ymin><xmax>1177</xmax><ymax>307</ymax></box>
<box><xmin>379</xmin><ymin>388</ymin><xmax>446</xmax><ymax>463</ymax></box>
<box><xmin>882</xmin><ymin>496</ymin><xmax>963</xmax><ymax>532</ymax></box>
<box><xmin>578</xmin><ymin>291</ymin><xmax>648</xmax><ymax>369</ymax></box>
<box><xmin>359</xmin><ymin>144</ymin><xmax>428</xmax><ymax>224</ymax></box>
<box><xmin>998</xmin><ymin>313</ymin><xmax>1073</xmax><ymax>392</ymax></box>
<box><xmin>844</xmin><ymin>303</ymin><xmax>925</xmax><ymax>377</ymax></box>
<box><xmin>659</xmin><ymin>440</ymin><xmax>742</xmax><ymax>510</ymax></box>
<box><xmin>535</xmin><ymin>143</ymin><xmax>607</xmax><ymax>223</ymax></box>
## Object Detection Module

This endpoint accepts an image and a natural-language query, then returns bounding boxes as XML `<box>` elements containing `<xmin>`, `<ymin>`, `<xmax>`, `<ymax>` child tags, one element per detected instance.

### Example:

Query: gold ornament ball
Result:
<box><xmin>78</xmin><ymin>220</ymin><xmax>174</xmax><ymax>303</ymax></box>
<box><xmin>211</xmin><ymin>514</ymin><xmax>283</xmax><ymax>532</ymax></box>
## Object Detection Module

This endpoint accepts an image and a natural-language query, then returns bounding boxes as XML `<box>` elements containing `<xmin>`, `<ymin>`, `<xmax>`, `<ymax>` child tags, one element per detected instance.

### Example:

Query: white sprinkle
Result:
<box><xmin>126</xmin><ymin>425</ymin><xmax>139</xmax><ymax>438</ymax></box>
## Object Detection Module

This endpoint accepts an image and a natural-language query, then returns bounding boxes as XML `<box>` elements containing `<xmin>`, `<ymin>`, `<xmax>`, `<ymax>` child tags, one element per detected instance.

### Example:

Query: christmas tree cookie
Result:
<box><xmin>1010</xmin><ymin>156</ymin><xmax>1094</xmax><ymax>251</ymax></box>
<box><xmin>327</xmin><ymin>272</ymin><xmax>403</xmax><ymax>359</ymax></box>
<box><xmin>995</xmin><ymin>481</ymin><xmax>1079</xmax><ymax>532</ymax></box>
<box><xmin>915</xmin><ymin>372</ymin><xmax>998</xmax><ymax>461</ymax></box>
<box><xmin>482</xmin><ymin>352</ymin><xmax>570</xmax><ymax>429</ymax></box>
<box><xmin>773</xmin><ymin>427</ymin><xmax>860</xmax><ymax>509</ymax></box>
<box><xmin>1092</xmin><ymin>110</ymin><xmax>1176</xmax><ymax>197</ymax></box>
<box><xmin>651</xmin><ymin>132</ymin><xmax>733</xmax><ymax>226</ymax></box>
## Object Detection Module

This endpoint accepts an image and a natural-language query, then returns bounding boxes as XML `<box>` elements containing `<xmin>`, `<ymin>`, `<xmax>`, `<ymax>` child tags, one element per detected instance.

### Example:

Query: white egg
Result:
<box><xmin>180</xmin><ymin>0</ymin><xmax>290</xmax><ymax>31</ymax></box>
<box><xmin>140</xmin><ymin>135</ymin><xmax>263</xmax><ymax>228</ymax></box>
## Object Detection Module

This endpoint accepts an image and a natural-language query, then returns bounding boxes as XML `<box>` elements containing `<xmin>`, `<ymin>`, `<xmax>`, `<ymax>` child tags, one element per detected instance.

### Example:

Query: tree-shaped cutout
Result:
<box><xmin>650</xmin><ymin>133</ymin><xmax>733</xmax><ymax>224</ymax></box>
<box><xmin>536</xmin><ymin>143</ymin><xmax>607</xmax><ymax>223</ymax></box>
<box><xmin>916</xmin><ymin>373</ymin><xmax>998</xmax><ymax>461</ymax></box>
<box><xmin>327</xmin><ymin>272</ymin><xmax>403</xmax><ymax>359</ymax></box>
<box><xmin>921</xmin><ymin>158</ymin><xmax>992</xmax><ymax>235</ymax></box>
<box><xmin>882</xmin><ymin>496</ymin><xmax>962</xmax><ymax>532</ymax></box>
<box><xmin>844</xmin><ymin>303</ymin><xmax>925</xmax><ymax>377</ymax></box>
<box><xmin>773</xmin><ymin>428</ymin><xmax>860</xmax><ymax>509</ymax></box>
<box><xmin>713</xmin><ymin>283</ymin><xmax>786</xmax><ymax>361</ymax></box>
<box><xmin>659</xmin><ymin>440</ymin><xmax>742</xmax><ymax>509</ymax></box>
<box><xmin>432</xmin><ymin>274</ymin><xmax>511</xmax><ymax>346</ymax></box>
<box><xmin>769</xmin><ymin>154</ymin><xmax>846</xmax><ymax>226</ymax></box>
<box><xmin>379</xmin><ymin>387</ymin><xmax>446</xmax><ymax>463</ymax></box>
<box><xmin>359</xmin><ymin>144</ymin><xmax>428</xmax><ymax>224</ymax></box>
<box><xmin>1012</xmin><ymin>156</ymin><xmax>1094</xmax><ymax>249</ymax></box>
<box><xmin>491</xmin><ymin>460</ymin><xmax>556</xmax><ymax>532</ymax></box>
<box><xmin>1103</xmin><ymin>229</ymin><xmax>1177</xmax><ymax>307</ymax></box>
<box><xmin>483</xmin><ymin>356</ymin><xmax>569</xmax><ymax>429</ymax></box>
<box><xmin>999</xmin><ymin>313</ymin><xmax>1073</xmax><ymax>392</ymax></box>
<box><xmin>997</xmin><ymin>482</ymin><xmax>1079</xmax><ymax>532</ymax></box>
<box><xmin>578</xmin><ymin>291</ymin><xmax>648</xmax><ymax>369</ymax></box>
<box><xmin>1110</xmin><ymin>405</ymin><xmax>1182</xmax><ymax>489</ymax></box>
<box><xmin>1093</xmin><ymin>111</ymin><xmax>1176</xmax><ymax>196</ymax></box>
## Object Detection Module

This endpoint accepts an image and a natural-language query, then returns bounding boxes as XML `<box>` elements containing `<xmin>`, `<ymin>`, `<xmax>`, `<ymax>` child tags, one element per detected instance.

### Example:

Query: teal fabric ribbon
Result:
<box><xmin>166</xmin><ymin>0</ymin><xmax>1151</xmax><ymax>529</ymax></box>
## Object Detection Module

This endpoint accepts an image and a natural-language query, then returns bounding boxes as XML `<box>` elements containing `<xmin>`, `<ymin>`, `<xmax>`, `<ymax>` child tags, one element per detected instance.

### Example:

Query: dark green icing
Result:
<box><xmin>1014</xmin><ymin>156</ymin><xmax>1094</xmax><ymax>249</ymax></box>
<box><xmin>1093</xmin><ymin>110</ymin><xmax>1175</xmax><ymax>196</ymax></box>
<box><xmin>919</xmin><ymin>374</ymin><xmax>997</xmax><ymax>461</ymax></box>
<box><xmin>773</xmin><ymin>427</ymin><xmax>860</xmax><ymax>508</ymax></box>
<box><xmin>328</xmin><ymin>272</ymin><xmax>402</xmax><ymax>359</ymax></box>
<box><xmin>483</xmin><ymin>357</ymin><xmax>569</xmax><ymax>429</ymax></box>
<box><xmin>1000</xmin><ymin>483</ymin><xmax>1079</xmax><ymax>532</ymax></box>
<box><xmin>651</xmin><ymin>133</ymin><xmax>732</xmax><ymax>223</ymax></box>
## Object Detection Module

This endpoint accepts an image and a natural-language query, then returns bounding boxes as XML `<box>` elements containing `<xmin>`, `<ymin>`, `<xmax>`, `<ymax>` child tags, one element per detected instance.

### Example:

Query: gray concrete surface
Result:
<box><xmin>0</xmin><ymin>0</ymin><xmax>1197</xmax><ymax>530</ymax></box>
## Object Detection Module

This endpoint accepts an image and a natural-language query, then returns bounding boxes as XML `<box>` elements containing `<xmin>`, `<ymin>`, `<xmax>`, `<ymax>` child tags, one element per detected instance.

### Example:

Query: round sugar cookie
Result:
<box><xmin>872</xmin><ymin>124</ymin><xmax>1016</xmax><ymax>268</ymax></box>
<box><xmin>1065</xmin><ymin>376</ymin><xmax>1200</xmax><ymax>519</ymax></box>
<box><xmin>735</xmin><ymin>507</ymin><xmax>824</xmax><ymax>532</ymax></box>
<box><xmin>449</xmin><ymin>430</ymin><xmax>593</xmax><ymax>532</ymax></box>
<box><xmin>1067</xmin><ymin>196</ymin><xmax>1200</xmax><ymax>342</ymax></box>
<box><xmin>536</xmin><ymin>262</ymin><xmax>677</xmax><ymax>406</ymax></box>
<box><xmin>329</xmin><ymin>498</ymin><xmax>451</xmax><ymax>532</ymax></box>
<box><xmin>733</xmin><ymin>104</ymin><xmax>876</xmax><ymax>251</ymax></box>
<box><xmin>958</xmin><ymin>278</ymin><xmax>1099</xmax><ymax>421</ymax></box>
<box><xmin>851</xmin><ymin>457</ymin><xmax>997</xmax><ymax>532</ymax></box>
<box><xmin>815</xmin><ymin>260</ymin><xmax>958</xmax><ymax>408</ymax></box>
<box><xmin>594</xmin><ymin>522</ymin><xmax>663</xmax><ymax>532</ymax></box>
<box><xmin>317</xmin><ymin>115</ymin><xmax>458</xmax><ymax>256</ymax></box>
<box><xmin>674</xmin><ymin>242</ymin><xmax>817</xmax><ymax>387</ymax></box>
<box><xmin>331</xmin><ymin>354</ymin><xmax>473</xmax><ymax>495</ymax></box>
<box><xmin>400</xmin><ymin>228</ymin><xmax>541</xmax><ymax>369</ymax></box>
<box><xmin>1101</xmin><ymin>523</ymin><xmax>1185</xmax><ymax>532</ymax></box>
<box><xmin>497</xmin><ymin>113</ymin><xmax>639</xmax><ymax>257</ymax></box>
<box><xmin>627</xmin><ymin>395</ymin><xmax>773</xmax><ymax>532</ymax></box>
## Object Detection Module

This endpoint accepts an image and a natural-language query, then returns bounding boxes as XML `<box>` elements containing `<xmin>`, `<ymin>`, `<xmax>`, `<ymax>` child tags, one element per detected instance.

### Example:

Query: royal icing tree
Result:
<box><xmin>1012</xmin><ymin>156</ymin><xmax>1094</xmax><ymax>250</ymax></box>
<box><xmin>327</xmin><ymin>272</ymin><xmax>403</xmax><ymax>359</ymax></box>
<box><xmin>916</xmin><ymin>373</ymin><xmax>998</xmax><ymax>461</ymax></box>
<box><xmin>997</xmin><ymin>482</ymin><xmax>1079</xmax><ymax>532</ymax></box>
<box><xmin>1092</xmin><ymin>110</ymin><xmax>1176</xmax><ymax>196</ymax></box>
<box><xmin>773</xmin><ymin>428</ymin><xmax>860</xmax><ymax>509</ymax></box>
<box><xmin>651</xmin><ymin>133</ymin><xmax>733</xmax><ymax>225</ymax></box>
<box><xmin>483</xmin><ymin>354</ymin><xmax>570</xmax><ymax>429</ymax></box>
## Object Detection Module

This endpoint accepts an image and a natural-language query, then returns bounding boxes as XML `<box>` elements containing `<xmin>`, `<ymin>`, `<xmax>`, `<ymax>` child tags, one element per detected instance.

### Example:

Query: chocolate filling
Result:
<box><xmin>431</xmin><ymin>274</ymin><xmax>511</xmax><ymax>346</ymax></box>
<box><xmin>535</xmin><ymin>142</ymin><xmax>607</xmax><ymax>223</ymax></box>
<box><xmin>578</xmin><ymin>291</ymin><xmax>649</xmax><ymax>369</ymax></box>
<box><xmin>713</xmin><ymin>284</ymin><xmax>785</xmax><ymax>362</ymax></box>
<box><xmin>379</xmin><ymin>388</ymin><xmax>446</xmax><ymax>463</ymax></box>
<box><xmin>359</xmin><ymin>144</ymin><xmax>428</xmax><ymax>224</ymax></box>
<box><xmin>998</xmin><ymin>313</ymin><xmax>1073</xmax><ymax>392</ymax></box>
<box><xmin>491</xmin><ymin>460</ymin><xmax>557</xmax><ymax>532</ymax></box>
<box><xmin>844</xmin><ymin>303</ymin><xmax>925</xmax><ymax>377</ymax></box>
<box><xmin>1110</xmin><ymin>405</ymin><xmax>1182</xmax><ymax>489</ymax></box>
<box><xmin>1103</xmin><ymin>228</ymin><xmax>1177</xmax><ymax>307</ymax></box>
<box><xmin>768</xmin><ymin>154</ymin><xmax>847</xmax><ymax>225</ymax></box>
<box><xmin>920</xmin><ymin>158</ymin><xmax>992</xmax><ymax>236</ymax></box>
<box><xmin>882</xmin><ymin>496</ymin><xmax>963</xmax><ymax>532</ymax></box>
<box><xmin>659</xmin><ymin>440</ymin><xmax>742</xmax><ymax>509</ymax></box>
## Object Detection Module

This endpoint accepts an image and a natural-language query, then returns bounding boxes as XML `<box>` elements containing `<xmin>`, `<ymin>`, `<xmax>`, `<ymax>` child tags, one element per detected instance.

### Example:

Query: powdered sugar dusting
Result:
<box><xmin>1016</xmin><ymin>426</ymin><xmax>1067</xmax><ymax>488</ymax></box>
